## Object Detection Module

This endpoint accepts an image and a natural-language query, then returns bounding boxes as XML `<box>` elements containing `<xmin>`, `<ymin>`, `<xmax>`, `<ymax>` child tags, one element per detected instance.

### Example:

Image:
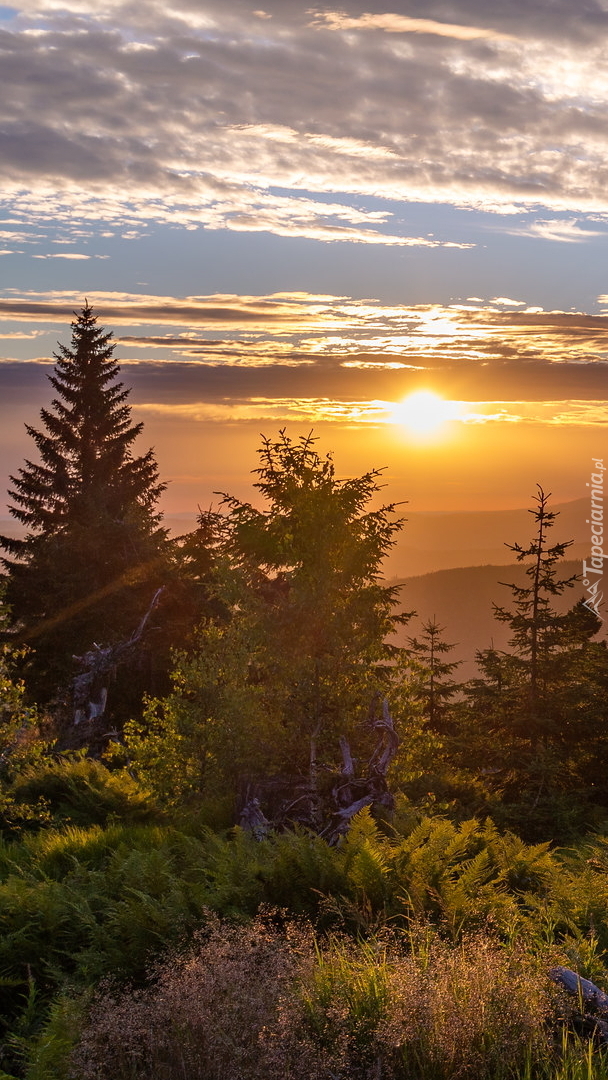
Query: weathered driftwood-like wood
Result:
<box><xmin>72</xmin><ymin>587</ymin><xmax>165</xmax><ymax>724</ymax></box>
<box><xmin>239</xmin><ymin>797</ymin><xmax>270</xmax><ymax>840</ymax></box>
<box><xmin>323</xmin><ymin>699</ymin><xmax>399</xmax><ymax>841</ymax></box>
<box><xmin>339</xmin><ymin>735</ymin><xmax>355</xmax><ymax>779</ymax></box>
<box><xmin>320</xmin><ymin>794</ymin><xmax>374</xmax><ymax>842</ymax></box>
<box><xmin>240</xmin><ymin>698</ymin><xmax>399</xmax><ymax>843</ymax></box>
<box><xmin>370</xmin><ymin>698</ymin><xmax>400</xmax><ymax>776</ymax></box>
<box><xmin>549</xmin><ymin>966</ymin><xmax>608</xmax><ymax>1045</ymax></box>
<box><xmin>549</xmin><ymin>967</ymin><xmax>608</xmax><ymax>1012</ymax></box>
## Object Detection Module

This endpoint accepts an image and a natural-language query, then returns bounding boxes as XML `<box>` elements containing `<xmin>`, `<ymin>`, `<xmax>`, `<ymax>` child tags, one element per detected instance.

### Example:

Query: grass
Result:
<box><xmin>68</xmin><ymin>915</ymin><xmax>608</xmax><ymax>1080</ymax></box>
<box><xmin>3</xmin><ymin>809</ymin><xmax>608</xmax><ymax>1077</ymax></box>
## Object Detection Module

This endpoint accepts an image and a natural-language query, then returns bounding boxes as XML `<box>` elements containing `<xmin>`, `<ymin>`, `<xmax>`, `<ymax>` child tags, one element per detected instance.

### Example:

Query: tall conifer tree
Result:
<box><xmin>1</xmin><ymin>303</ymin><xmax>169</xmax><ymax>697</ymax></box>
<box><xmin>492</xmin><ymin>485</ymin><xmax>577</xmax><ymax>725</ymax></box>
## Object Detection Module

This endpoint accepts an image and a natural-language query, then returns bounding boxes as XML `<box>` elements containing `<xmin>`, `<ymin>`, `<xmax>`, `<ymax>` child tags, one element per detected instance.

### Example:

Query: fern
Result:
<box><xmin>339</xmin><ymin>809</ymin><xmax>393</xmax><ymax>912</ymax></box>
<box><xmin>11</xmin><ymin>756</ymin><xmax>158</xmax><ymax>829</ymax></box>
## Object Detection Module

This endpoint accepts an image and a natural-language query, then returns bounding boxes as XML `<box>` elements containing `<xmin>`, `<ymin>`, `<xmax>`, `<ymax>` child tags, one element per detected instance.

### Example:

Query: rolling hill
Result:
<box><xmin>391</xmin><ymin>559</ymin><xmax>599</xmax><ymax>679</ymax></box>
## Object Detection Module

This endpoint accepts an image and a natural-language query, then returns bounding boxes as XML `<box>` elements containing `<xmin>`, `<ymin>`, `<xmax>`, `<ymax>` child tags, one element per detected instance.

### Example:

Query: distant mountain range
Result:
<box><xmin>383</xmin><ymin>496</ymin><xmax>601</xmax><ymax>677</ymax></box>
<box><xmin>384</xmin><ymin>497</ymin><xmax>591</xmax><ymax>578</ymax></box>
<box><xmin>391</xmin><ymin>559</ymin><xmax>602</xmax><ymax>679</ymax></box>
<box><xmin>0</xmin><ymin>496</ymin><xmax>592</xmax><ymax>579</ymax></box>
<box><xmin>2</xmin><ymin>498</ymin><xmax>599</xmax><ymax>677</ymax></box>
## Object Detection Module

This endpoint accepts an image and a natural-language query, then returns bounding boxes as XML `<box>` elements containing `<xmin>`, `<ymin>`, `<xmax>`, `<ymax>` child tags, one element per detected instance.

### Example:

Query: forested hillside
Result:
<box><xmin>394</xmin><ymin>559</ymin><xmax>586</xmax><ymax>677</ymax></box>
<box><xmin>1</xmin><ymin>308</ymin><xmax>608</xmax><ymax>1079</ymax></box>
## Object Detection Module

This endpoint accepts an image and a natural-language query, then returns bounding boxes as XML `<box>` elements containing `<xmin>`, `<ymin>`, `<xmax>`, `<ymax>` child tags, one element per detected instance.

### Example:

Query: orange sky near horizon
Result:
<box><xmin>1</xmin><ymin>293</ymin><xmax>606</xmax><ymax>525</ymax></box>
<box><xmin>129</xmin><ymin>408</ymin><xmax>598</xmax><ymax>518</ymax></box>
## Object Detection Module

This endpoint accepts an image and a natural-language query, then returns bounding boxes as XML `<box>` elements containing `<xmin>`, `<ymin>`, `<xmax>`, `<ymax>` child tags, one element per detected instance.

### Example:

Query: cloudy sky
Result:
<box><xmin>1</xmin><ymin>0</ymin><xmax>607</xmax><ymax>540</ymax></box>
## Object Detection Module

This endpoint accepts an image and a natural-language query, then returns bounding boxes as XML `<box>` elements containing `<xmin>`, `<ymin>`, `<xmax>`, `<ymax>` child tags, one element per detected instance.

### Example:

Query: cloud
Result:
<box><xmin>0</xmin><ymin>329</ymin><xmax>46</xmax><ymax>339</ymax></box>
<box><xmin>491</xmin><ymin>297</ymin><xmax>526</xmax><ymax>306</ymax></box>
<box><xmin>129</xmin><ymin>396</ymin><xmax>608</xmax><ymax>428</ymax></box>
<box><xmin>32</xmin><ymin>252</ymin><xmax>97</xmax><ymax>259</ymax></box>
<box><xmin>0</xmin><ymin>183</ymin><xmax>472</xmax><ymax>249</ymax></box>
<box><xmin>0</xmin><ymin>229</ymin><xmax>44</xmax><ymax>242</ymax></box>
<box><xmin>2</xmin><ymin>0</ymin><xmax>608</xmax><ymax>243</ymax></box>
<box><xmin>2</xmin><ymin>290</ymin><xmax>608</xmax><ymax>411</ymax></box>
<box><xmin>308</xmin><ymin>11</ymin><xmax>511</xmax><ymax>41</ymax></box>
<box><xmin>453</xmin><ymin>400</ymin><xmax>608</xmax><ymax>426</ymax></box>
<box><xmin>1</xmin><ymin>289</ymin><xmax>608</xmax><ymax>368</ymax></box>
<box><xmin>133</xmin><ymin>397</ymin><xmax>391</xmax><ymax>425</ymax></box>
<box><xmin>502</xmin><ymin>219</ymin><xmax>607</xmax><ymax>242</ymax></box>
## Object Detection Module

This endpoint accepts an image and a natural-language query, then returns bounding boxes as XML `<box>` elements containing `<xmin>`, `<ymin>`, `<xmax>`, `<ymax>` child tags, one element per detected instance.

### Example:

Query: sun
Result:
<box><xmin>391</xmin><ymin>391</ymin><xmax>462</xmax><ymax>436</ymax></box>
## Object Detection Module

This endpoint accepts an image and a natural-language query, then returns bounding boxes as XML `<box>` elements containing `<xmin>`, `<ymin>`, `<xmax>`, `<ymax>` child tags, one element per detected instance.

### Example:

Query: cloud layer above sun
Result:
<box><xmin>3</xmin><ymin>0</ymin><xmax>608</xmax><ymax>249</ymax></box>
<box><xmin>1</xmin><ymin>289</ymin><xmax>607</xmax><ymax>429</ymax></box>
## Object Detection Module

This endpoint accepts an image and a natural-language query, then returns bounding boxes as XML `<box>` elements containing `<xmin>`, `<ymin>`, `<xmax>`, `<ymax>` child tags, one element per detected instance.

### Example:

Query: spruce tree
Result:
<box><xmin>405</xmin><ymin>618</ymin><xmax>461</xmax><ymax>732</ymax></box>
<box><xmin>121</xmin><ymin>431</ymin><xmax>409</xmax><ymax>819</ymax></box>
<box><xmin>191</xmin><ymin>431</ymin><xmax>407</xmax><ymax>791</ymax></box>
<box><xmin>459</xmin><ymin>490</ymin><xmax>608</xmax><ymax>838</ymax></box>
<box><xmin>492</xmin><ymin>485</ymin><xmax>577</xmax><ymax>726</ymax></box>
<box><xmin>1</xmin><ymin>303</ymin><xmax>169</xmax><ymax>699</ymax></box>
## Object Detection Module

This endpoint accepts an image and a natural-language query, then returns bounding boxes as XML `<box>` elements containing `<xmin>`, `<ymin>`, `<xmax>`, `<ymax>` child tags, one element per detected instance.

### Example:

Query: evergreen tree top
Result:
<box><xmin>2</xmin><ymin>303</ymin><xmax>165</xmax><ymax>551</ymax></box>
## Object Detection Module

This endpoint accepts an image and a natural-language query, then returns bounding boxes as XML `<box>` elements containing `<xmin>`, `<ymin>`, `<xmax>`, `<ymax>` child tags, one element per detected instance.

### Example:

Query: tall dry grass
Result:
<box><xmin>71</xmin><ymin>913</ymin><xmax>575</xmax><ymax>1080</ymax></box>
<box><xmin>71</xmin><ymin>914</ymin><xmax>327</xmax><ymax>1080</ymax></box>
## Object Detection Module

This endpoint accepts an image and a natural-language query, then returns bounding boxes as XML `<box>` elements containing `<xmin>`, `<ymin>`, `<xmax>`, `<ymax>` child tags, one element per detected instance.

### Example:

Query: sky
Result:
<box><xmin>1</xmin><ymin>0</ymin><xmax>607</xmax><ymax>555</ymax></box>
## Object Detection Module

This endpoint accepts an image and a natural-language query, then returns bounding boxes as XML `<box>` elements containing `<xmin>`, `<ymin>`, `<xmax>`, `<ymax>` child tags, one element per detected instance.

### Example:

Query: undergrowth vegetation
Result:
<box><xmin>2</xmin><ymin>787</ymin><xmax>608</xmax><ymax>1078</ymax></box>
<box><xmin>2</xmin><ymin>416</ymin><xmax>608</xmax><ymax>1078</ymax></box>
<box><xmin>70</xmin><ymin>916</ymin><xmax>561</xmax><ymax>1080</ymax></box>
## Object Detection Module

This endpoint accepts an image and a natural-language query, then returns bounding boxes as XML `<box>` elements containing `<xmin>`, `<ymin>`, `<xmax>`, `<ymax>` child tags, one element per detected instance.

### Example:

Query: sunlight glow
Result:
<box><xmin>390</xmin><ymin>391</ymin><xmax>463</xmax><ymax>435</ymax></box>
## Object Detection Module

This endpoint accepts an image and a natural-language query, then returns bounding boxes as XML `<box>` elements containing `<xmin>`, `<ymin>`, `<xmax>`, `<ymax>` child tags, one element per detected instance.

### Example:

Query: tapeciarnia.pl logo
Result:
<box><xmin>582</xmin><ymin>458</ymin><xmax>605</xmax><ymax>620</ymax></box>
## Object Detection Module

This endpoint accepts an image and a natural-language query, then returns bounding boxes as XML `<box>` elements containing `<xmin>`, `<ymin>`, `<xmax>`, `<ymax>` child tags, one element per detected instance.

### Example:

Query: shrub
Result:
<box><xmin>71</xmin><ymin>914</ymin><xmax>325</xmax><ymax>1080</ymax></box>
<box><xmin>71</xmin><ymin>916</ymin><xmax>567</xmax><ymax>1080</ymax></box>
<box><xmin>10</xmin><ymin>755</ymin><xmax>159</xmax><ymax>828</ymax></box>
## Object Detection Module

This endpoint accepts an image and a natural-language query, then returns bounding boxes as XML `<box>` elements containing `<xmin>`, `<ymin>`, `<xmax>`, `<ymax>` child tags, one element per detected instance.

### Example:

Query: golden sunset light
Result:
<box><xmin>3</xmin><ymin>4</ymin><xmax>608</xmax><ymax>1060</ymax></box>
<box><xmin>0</xmin><ymin>7</ymin><xmax>606</xmax><ymax>636</ymax></box>
<box><xmin>390</xmin><ymin>391</ymin><xmax>464</xmax><ymax>436</ymax></box>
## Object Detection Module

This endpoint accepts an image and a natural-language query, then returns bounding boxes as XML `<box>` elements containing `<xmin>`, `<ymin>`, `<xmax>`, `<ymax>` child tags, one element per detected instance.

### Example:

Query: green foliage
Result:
<box><xmin>0</xmin><ymin>822</ymin><xmax>218</xmax><ymax>1073</ymax></box>
<box><xmin>1</xmin><ymin>808</ymin><xmax>608</xmax><ymax>1076</ymax></box>
<box><xmin>120</xmin><ymin>619</ymin><xmax>281</xmax><ymax>805</ymax></box>
<box><xmin>492</xmin><ymin>485</ymin><xmax>578</xmax><ymax>715</ymax></box>
<box><xmin>404</xmin><ymin>618</ymin><xmax>462</xmax><ymax>732</ymax></box>
<box><xmin>256</xmin><ymin>827</ymin><xmax>348</xmax><ymax>916</ymax></box>
<box><xmin>9</xmin><ymin>754</ymin><xmax>158</xmax><ymax>828</ymax></box>
<box><xmin>121</xmin><ymin>431</ymin><xmax>410</xmax><ymax>809</ymax></box>
<box><xmin>69</xmin><ymin>912</ymin><xmax>608</xmax><ymax>1080</ymax></box>
<box><xmin>299</xmin><ymin>928</ymin><xmax>560</xmax><ymax>1080</ymax></box>
<box><xmin>300</xmin><ymin>933</ymin><xmax>391</xmax><ymax>1070</ymax></box>
<box><xmin>0</xmin><ymin>629</ymin><xmax>53</xmax><ymax>836</ymax></box>
<box><xmin>0</xmin><ymin>304</ymin><xmax>171</xmax><ymax>700</ymax></box>
<box><xmin>214</xmin><ymin>430</ymin><xmax>408</xmax><ymax>780</ymax></box>
<box><xmin>447</xmin><ymin>488</ymin><xmax>608</xmax><ymax>839</ymax></box>
<box><xmin>0</xmin><ymin>596</ymin><xmax>45</xmax><ymax>769</ymax></box>
<box><xmin>5</xmin><ymin>424</ymin><xmax>608</xmax><ymax>1079</ymax></box>
<box><xmin>23</xmin><ymin>992</ymin><xmax>88</xmax><ymax>1080</ymax></box>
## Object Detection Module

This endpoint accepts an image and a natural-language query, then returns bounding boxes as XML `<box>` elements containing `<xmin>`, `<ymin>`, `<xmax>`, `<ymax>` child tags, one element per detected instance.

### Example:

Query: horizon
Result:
<box><xmin>0</xmin><ymin>491</ymin><xmax>593</xmax><ymax>584</ymax></box>
<box><xmin>0</xmin><ymin>0</ymin><xmax>606</xmax><ymax>572</ymax></box>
